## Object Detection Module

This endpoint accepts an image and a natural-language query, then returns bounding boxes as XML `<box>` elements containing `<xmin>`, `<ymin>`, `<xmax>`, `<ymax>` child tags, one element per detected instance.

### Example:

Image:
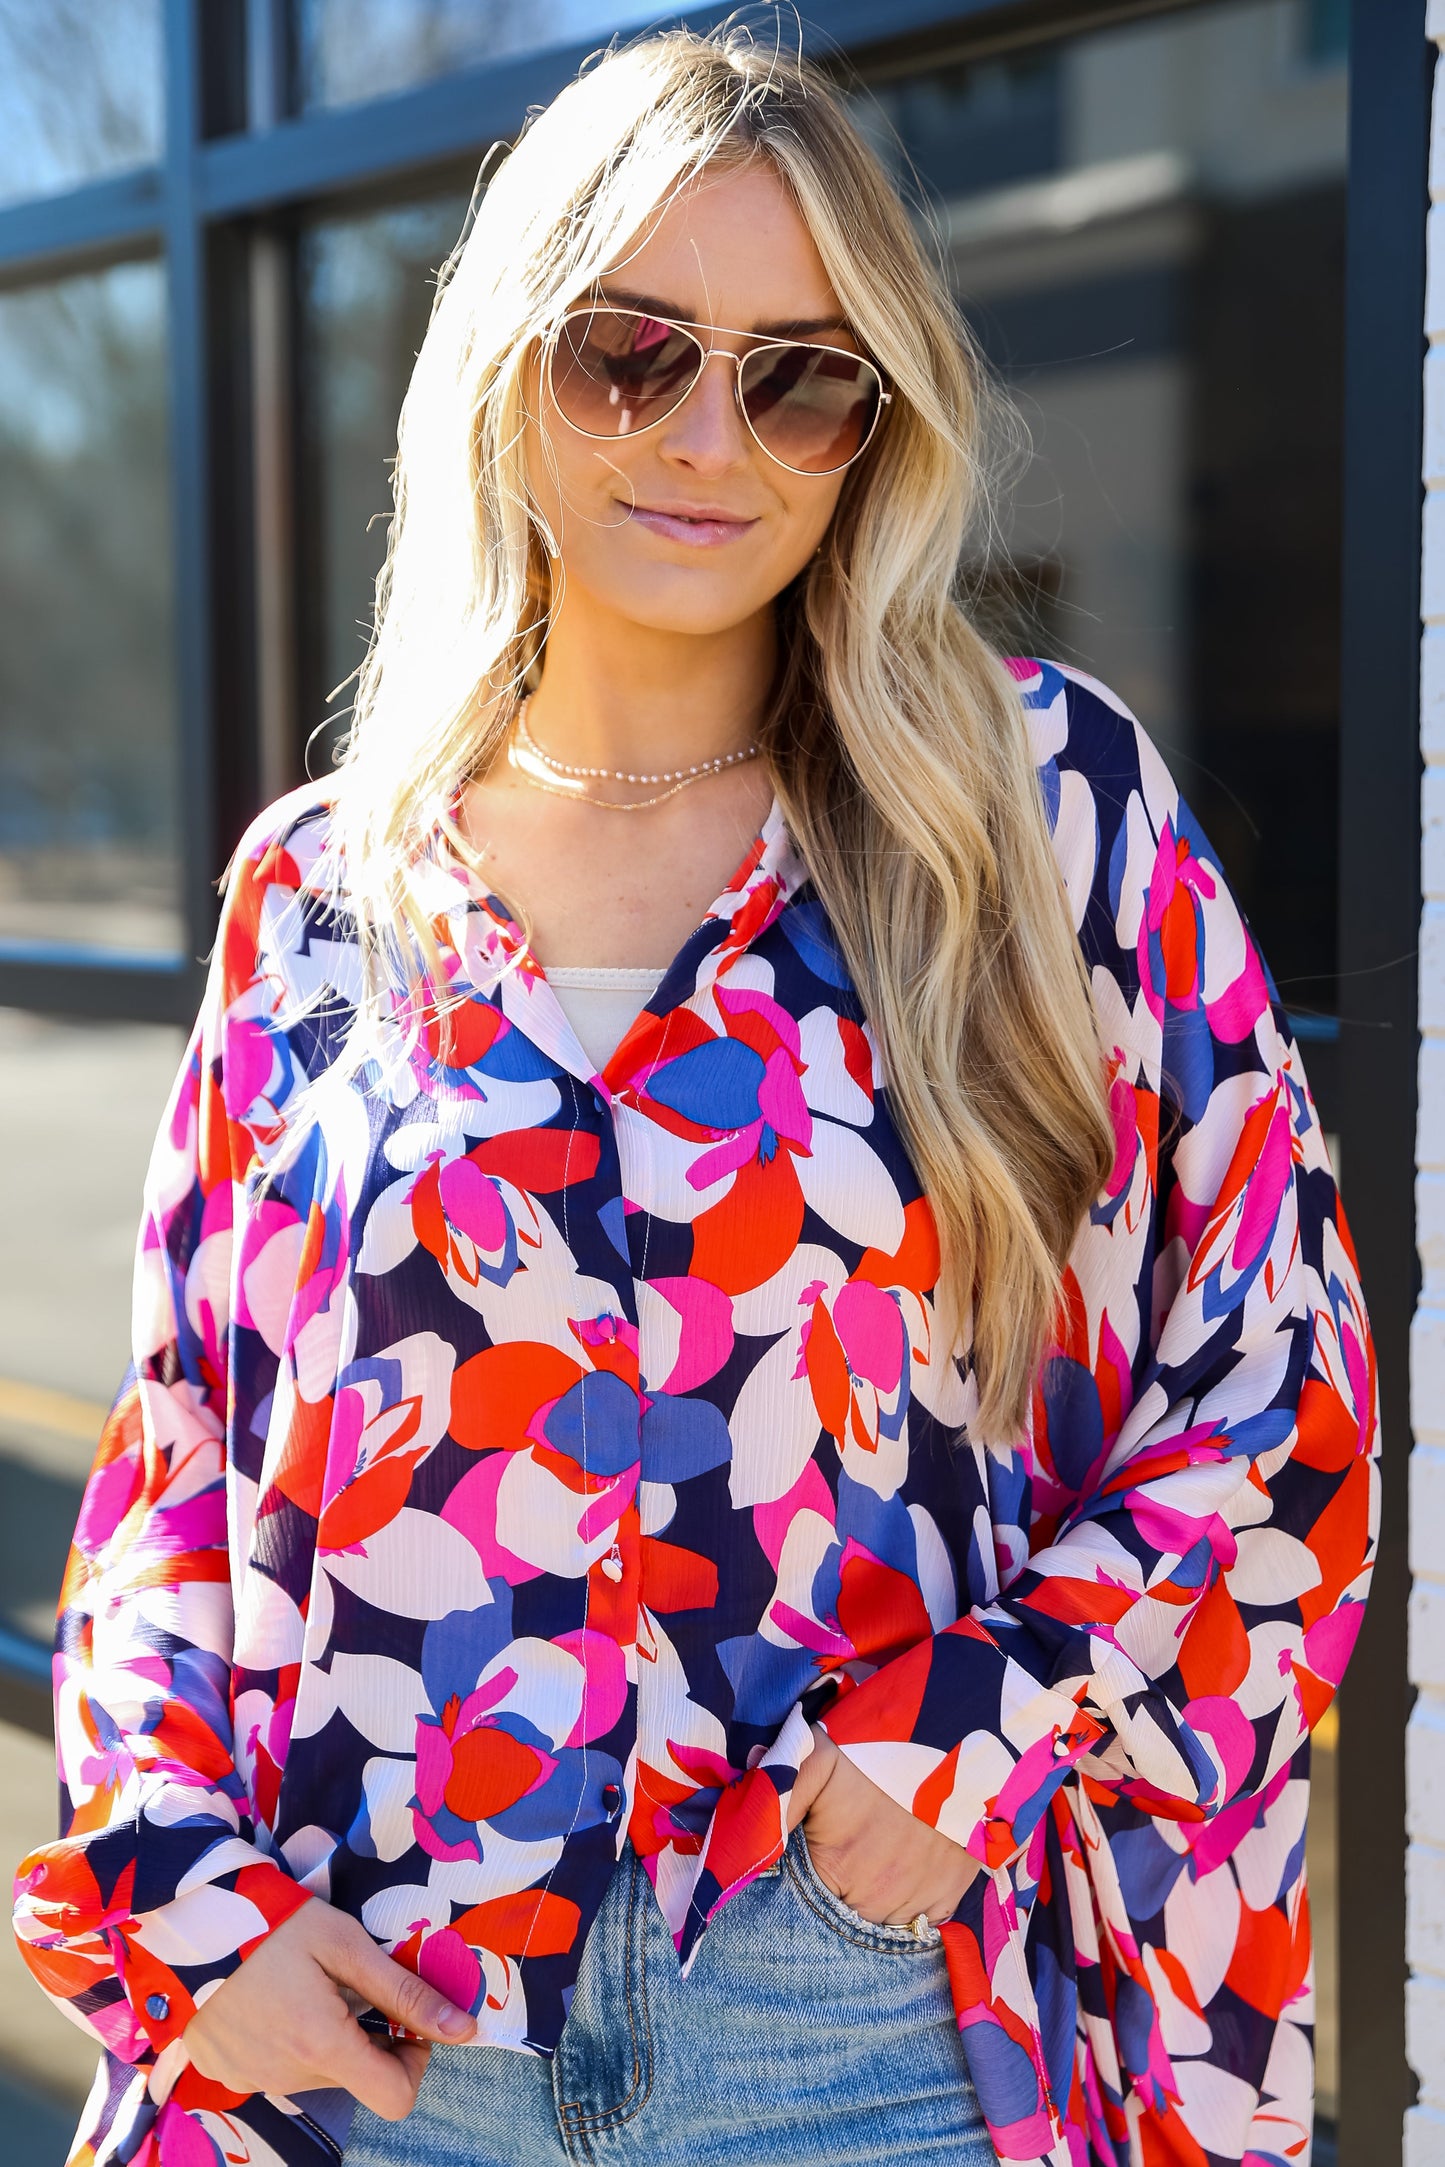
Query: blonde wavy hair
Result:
<box><xmin>277</xmin><ymin>23</ymin><xmax>1117</xmax><ymax>1443</ymax></box>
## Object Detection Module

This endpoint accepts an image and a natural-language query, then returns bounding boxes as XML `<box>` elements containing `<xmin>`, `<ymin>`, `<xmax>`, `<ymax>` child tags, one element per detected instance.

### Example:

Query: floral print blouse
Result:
<box><xmin>12</xmin><ymin>661</ymin><xmax>1378</xmax><ymax>2167</ymax></box>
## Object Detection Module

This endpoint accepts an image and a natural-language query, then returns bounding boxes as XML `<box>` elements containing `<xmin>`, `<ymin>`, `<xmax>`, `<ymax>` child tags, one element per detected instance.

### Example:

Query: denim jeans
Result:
<box><xmin>345</xmin><ymin>1825</ymin><xmax>996</xmax><ymax>2165</ymax></box>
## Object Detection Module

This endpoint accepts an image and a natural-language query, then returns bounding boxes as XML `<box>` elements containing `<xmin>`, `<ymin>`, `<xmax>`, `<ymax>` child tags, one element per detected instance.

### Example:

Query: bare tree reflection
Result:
<box><xmin>301</xmin><ymin>196</ymin><xmax>468</xmax><ymax>770</ymax></box>
<box><xmin>0</xmin><ymin>0</ymin><xmax>161</xmax><ymax>207</ymax></box>
<box><xmin>298</xmin><ymin>0</ymin><xmax>710</xmax><ymax>109</ymax></box>
<box><xmin>0</xmin><ymin>263</ymin><xmax>179</xmax><ymax>953</ymax></box>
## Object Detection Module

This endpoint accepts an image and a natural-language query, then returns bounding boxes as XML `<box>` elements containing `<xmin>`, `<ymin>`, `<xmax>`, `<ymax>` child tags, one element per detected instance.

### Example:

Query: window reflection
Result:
<box><xmin>296</xmin><ymin>0</ymin><xmax>712</xmax><ymax>111</ymax></box>
<box><xmin>0</xmin><ymin>0</ymin><xmax>162</xmax><ymax>209</ymax></box>
<box><xmin>862</xmin><ymin>0</ymin><xmax>1346</xmax><ymax>1035</ymax></box>
<box><xmin>298</xmin><ymin>194</ymin><xmax>470</xmax><ymax>772</ymax></box>
<box><xmin>0</xmin><ymin>261</ymin><xmax>181</xmax><ymax>958</ymax></box>
<box><xmin>860</xmin><ymin>0</ymin><xmax>1344</xmax><ymax>2122</ymax></box>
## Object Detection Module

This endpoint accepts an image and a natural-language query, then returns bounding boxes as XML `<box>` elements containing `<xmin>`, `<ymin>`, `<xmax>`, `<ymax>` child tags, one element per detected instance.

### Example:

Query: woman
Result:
<box><xmin>13</xmin><ymin>26</ymin><xmax>1376</xmax><ymax>2167</ymax></box>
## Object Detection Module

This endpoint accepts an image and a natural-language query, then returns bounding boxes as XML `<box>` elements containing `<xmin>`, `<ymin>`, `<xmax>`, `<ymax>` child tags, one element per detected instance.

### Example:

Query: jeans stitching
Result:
<box><xmin>571</xmin><ymin>1850</ymin><xmax>656</xmax><ymax>2135</ymax></box>
<box><xmin>558</xmin><ymin>1850</ymin><xmax>655</xmax><ymax>2146</ymax></box>
<box><xmin>785</xmin><ymin>1832</ymin><xmax>943</xmax><ymax>1956</ymax></box>
<box><xmin>560</xmin><ymin>2118</ymin><xmax>594</xmax><ymax>2166</ymax></box>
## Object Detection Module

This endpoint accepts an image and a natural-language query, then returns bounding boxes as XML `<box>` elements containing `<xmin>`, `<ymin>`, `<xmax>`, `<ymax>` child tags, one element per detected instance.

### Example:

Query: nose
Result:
<box><xmin>656</xmin><ymin>349</ymin><xmax>752</xmax><ymax>475</ymax></box>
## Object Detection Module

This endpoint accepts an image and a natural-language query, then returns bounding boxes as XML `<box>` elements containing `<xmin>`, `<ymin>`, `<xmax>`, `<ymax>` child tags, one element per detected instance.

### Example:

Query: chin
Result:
<box><xmin>578</xmin><ymin>557</ymin><xmax>799</xmax><ymax>637</ymax></box>
<box><xmin>625</xmin><ymin>597</ymin><xmax>772</xmax><ymax>636</ymax></box>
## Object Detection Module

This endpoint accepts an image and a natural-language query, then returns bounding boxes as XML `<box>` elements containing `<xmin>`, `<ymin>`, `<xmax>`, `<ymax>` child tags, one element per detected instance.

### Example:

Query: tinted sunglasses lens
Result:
<box><xmin>551</xmin><ymin>309</ymin><xmax>702</xmax><ymax>436</ymax></box>
<box><xmin>740</xmin><ymin>345</ymin><xmax>881</xmax><ymax>472</ymax></box>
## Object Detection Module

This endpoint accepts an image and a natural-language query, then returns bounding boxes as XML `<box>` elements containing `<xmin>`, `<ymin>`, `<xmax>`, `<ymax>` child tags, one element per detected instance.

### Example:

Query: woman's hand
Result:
<box><xmin>182</xmin><ymin>1896</ymin><xmax>477</xmax><ymax>2118</ymax></box>
<box><xmin>787</xmin><ymin>1725</ymin><xmax>979</xmax><ymax>1929</ymax></box>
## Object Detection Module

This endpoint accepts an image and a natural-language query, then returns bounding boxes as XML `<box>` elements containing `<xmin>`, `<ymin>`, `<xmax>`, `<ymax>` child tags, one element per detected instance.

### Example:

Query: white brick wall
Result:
<box><xmin>1411</xmin><ymin>15</ymin><xmax>1445</xmax><ymax>2163</ymax></box>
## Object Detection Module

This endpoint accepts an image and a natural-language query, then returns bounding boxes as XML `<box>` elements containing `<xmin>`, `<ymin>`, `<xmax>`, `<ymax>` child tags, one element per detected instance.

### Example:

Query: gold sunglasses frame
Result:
<box><xmin>543</xmin><ymin>303</ymin><xmax>893</xmax><ymax>477</ymax></box>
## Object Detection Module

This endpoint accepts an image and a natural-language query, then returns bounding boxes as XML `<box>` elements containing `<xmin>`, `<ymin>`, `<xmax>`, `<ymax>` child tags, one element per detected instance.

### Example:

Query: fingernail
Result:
<box><xmin>436</xmin><ymin>2002</ymin><xmax>472</xmax><ymax>2037</ymax></box>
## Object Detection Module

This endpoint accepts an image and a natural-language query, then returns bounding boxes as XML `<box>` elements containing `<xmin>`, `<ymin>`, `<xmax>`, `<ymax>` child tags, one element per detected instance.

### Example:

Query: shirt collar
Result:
<box><xmin>414</xmin><ymin>790</ymin><xmax>810</xmax><ymax>1089</ymax></box>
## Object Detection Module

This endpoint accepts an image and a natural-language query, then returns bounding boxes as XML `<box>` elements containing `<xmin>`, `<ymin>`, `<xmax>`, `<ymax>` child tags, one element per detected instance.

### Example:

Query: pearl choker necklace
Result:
<box><xmin>511</xmin><ymin>697</ymin><xmax>761</xmax><ymax>807</ymax></box>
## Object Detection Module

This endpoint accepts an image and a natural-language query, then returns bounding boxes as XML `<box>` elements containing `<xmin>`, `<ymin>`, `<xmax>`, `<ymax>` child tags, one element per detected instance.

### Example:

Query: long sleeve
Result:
<box><xmin>820</xmin><ymin>669</ymin><xmax>1378</xmax><ymax>1871</ymax></box>
<box><xmin>11</xmin><ymin>806</ymin><xmax>319</xmax><ymax>2081</ymax></box>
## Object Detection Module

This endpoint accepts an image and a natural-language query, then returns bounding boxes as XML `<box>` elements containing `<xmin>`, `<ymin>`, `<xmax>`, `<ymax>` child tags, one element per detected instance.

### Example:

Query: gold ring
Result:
<box><xmin>910</xmin><ymin>1912</ymin><xmax>932</xmax><ymax>1941</ymax></box>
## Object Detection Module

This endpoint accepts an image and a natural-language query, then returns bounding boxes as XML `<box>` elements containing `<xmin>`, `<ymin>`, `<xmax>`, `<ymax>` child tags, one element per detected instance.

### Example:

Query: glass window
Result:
<box><xmin>860</xmin><ymin>0</ymin><xmax>1345</xmax><ymax>2124</ymax></box>
<box><xmin>0</xmin><ymin>260</ymin><xmax>181</xmax><ymax>959</ymax></box>
<box><xmin>862</xmin><ymin>0</ymin><xmax>1346</xmax><ymax>1040</ymax></box>
<box><xmin>0</xmin><ymin>0</ymin><xmax>163</xmax><ymax>211</ymax></box>
<box><xmin>297</xmin><ymin>193</ymin><xmax>470</xmax><ymax>771</ymax></box>
<box><xmin>1304</xmin><ymin>0</ymin><xmax>1349</xmax><ymax>64</ymax></box>
<box><xmin>295</xmin><ymin>0</ymin><xmax>712</xmax><ymax>111</ymax></box>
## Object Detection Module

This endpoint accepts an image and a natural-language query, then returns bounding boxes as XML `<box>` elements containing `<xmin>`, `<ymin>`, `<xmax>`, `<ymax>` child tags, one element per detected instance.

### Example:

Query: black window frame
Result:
<box><xmin>0</xmin><ymin>1</ymin><xmax>1421</xmax><ymax>2153</ymax></box>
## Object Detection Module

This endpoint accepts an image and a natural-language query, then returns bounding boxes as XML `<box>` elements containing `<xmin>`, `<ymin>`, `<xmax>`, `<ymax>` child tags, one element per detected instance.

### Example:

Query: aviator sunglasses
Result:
<box><xmin>544</xmin><ymin>302</ymin><xmax>892</xmax><ymax>477</ymax></box>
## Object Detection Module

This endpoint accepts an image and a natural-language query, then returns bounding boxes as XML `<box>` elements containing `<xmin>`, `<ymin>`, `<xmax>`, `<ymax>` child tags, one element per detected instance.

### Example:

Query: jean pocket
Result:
<box><xmin>785</xmin><ymin>1826</ymin><xmax>945</xmax><ymax>1955</ymax></box>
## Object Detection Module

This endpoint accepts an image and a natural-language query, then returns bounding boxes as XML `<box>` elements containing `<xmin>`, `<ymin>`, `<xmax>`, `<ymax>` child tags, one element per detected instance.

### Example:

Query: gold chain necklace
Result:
<box><xmin>506</xmin><ymin>696</ymin><xmax>762</xmax><ymax>812</ymax></box>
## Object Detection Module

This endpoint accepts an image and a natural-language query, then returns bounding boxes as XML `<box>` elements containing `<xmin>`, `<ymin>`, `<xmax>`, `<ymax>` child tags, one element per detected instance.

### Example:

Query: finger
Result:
<box><xmin>322</xmin><ymin>2014</ymin><xmax>432</xmax><ymax>2121</ymax></box>
<box><xmin>788</xmin><ymin>1729</ymin><xmax>840</xmax><ymax>1830</ymax></box>
<box><xmin>388</xmin><ymin>2038</ymin><xmax>433</xmax><ymax>2093</ymax></box>
<box><xmin>873</xmin><ymin>1883</ymin><xmax>962</xmax><ymax>1928</ymax></box>
<box><xmin>185</xmin><ymin>1974</ymin><xmax>333</xmax><ymax>2100</ymax></box>
<box><xmin>326</xmin><ymin>1918</ymin><xmax>477</xmax><ymax>2043</ymax></box>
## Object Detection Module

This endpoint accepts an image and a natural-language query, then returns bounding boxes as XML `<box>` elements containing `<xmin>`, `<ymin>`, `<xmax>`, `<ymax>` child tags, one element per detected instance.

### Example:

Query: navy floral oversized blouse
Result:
<box><xmin>13</xmin><ymin>663</ymin><xmax>1377</xmax><ymax>2167</ymax></box>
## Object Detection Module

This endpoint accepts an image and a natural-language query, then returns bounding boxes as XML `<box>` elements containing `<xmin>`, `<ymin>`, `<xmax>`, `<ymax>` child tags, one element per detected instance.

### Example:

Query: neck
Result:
<box><xmin>522</xmin><ymin>589</ymin><xmax>777</xmax><ymax>771</ymax></box>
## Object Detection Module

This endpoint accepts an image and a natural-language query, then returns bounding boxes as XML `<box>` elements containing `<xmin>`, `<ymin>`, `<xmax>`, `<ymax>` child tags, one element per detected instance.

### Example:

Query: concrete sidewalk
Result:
<box><xmin>0</xmin><ymin>1715</ymin><xmax>104</xmax><ymax>2135</ymax></box>
<box><xmin>0</xmin><ymin>2063</ymin><xmax>77</xmax><ymax>2166</ymax></box>
<box><xmin>0</xmin><ymin>1008</ymin><xmax>183</xmax><ymax>1407</ymax></box>
<box><xmin>0</xmin><ymin>1010</ymin><xmax>181</xmax><ymax>2143</ymax></box>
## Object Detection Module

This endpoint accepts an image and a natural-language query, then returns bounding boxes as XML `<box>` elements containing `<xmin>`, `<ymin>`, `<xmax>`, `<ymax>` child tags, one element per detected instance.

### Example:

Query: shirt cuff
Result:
<box><xmin>818</xmin><ymin>1617</ymin><xmax>1107</xmax><ymax>1867</ymax></box>
<box><xmin>116</xmin><ymin>1855</ymin><xmax>315</xmax><ymax>2058</ymax></box>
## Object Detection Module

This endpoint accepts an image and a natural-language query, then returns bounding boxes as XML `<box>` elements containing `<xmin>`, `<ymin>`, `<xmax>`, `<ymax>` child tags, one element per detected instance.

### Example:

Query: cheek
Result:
<box><xmin>525</xmin><ymin>377</ymin><xmax>639</xmax><ymax>520</ymax></box>
<box><xmin>773</xmin><ymin>481</ymin><xmax>846</xmax><ymax>570</ymax></box>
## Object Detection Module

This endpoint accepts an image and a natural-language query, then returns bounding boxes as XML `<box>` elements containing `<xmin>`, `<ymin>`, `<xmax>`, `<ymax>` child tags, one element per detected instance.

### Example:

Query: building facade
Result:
<box><xmin>0</xmin><ymin>1</ymin><xmax>1427</xmax><ymax>2160</ymax></box>
<box><xmin>1410</xmin><ymin>7</ymin><xmax>1445</xmax><ymax>2161</ymax></box>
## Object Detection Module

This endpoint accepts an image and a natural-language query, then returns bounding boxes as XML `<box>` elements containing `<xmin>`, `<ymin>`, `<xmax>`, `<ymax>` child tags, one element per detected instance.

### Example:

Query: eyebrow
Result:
<box><xmin>595</xmin><ymin>283</ymin><xmax>854</xmax><ymax>340</ymax></box>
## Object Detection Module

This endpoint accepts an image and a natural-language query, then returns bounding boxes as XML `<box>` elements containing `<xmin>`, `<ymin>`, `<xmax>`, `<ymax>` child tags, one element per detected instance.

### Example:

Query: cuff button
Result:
<box><xmin>144</xmin><ymin>1992</ymin><xmax>170</xmax><ymax>2022</ymax></box>
<box><xmin>601</xmin><ymin>1782</ymin><xmax>623</xmax><ymax>1815</ymax></box>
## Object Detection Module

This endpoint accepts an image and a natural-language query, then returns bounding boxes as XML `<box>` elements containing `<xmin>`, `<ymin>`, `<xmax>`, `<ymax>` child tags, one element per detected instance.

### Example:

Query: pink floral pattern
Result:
<box><xmin>12</xmin><ymin>662</ymin><xmax>1377</xmax><ymax>2167</ymax></box>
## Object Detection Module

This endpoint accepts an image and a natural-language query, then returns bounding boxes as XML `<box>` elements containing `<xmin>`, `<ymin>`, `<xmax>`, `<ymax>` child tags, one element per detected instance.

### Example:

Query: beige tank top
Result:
<box><xmin>546</xmin><ymin>963</ymin><xmax>667</xmax><ymax>1072</ymax></box>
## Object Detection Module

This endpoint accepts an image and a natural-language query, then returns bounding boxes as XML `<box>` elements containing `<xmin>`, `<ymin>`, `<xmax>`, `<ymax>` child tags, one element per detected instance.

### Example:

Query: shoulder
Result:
<box><xmin>210</xmin><ymin>783</ymin><xmax>346</xmax><ymax>1022</ymax></box>
<box><xmin>221</xmin><ymin>783</ymin><xmax>338</xmax><ymax>910</ymax></box>
<box><xmin>1010</xmin><ymin>657</ymin><xmax>1294</xmax><ymax>1102</ymax></box>
<box><xmin>1011</xmin><ymin>656</ymin><xmax>1245</xmax><ymax>930</ymax></box>
<box><xmin>1013</xmin><ymin>654</ymin><xmax>1234</xmax><ymax>907</ymax></box>
<box><xmin>1009</xmin><ymin>656</ymin><xmax>1181</xmax><ymax>850</ymax></box>
<box><xmin>1006</xmin><ymin>658</ymin><xmax>1185</xmax><ymax>974</ymax></box>
<box><xmin>1008</xmin><ymin>654</ymin><xmax>1245</xmax><ymax>996</ymax></box>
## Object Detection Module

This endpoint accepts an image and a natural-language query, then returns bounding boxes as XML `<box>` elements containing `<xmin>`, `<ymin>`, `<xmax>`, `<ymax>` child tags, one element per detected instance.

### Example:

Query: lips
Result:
<box><xmin>634</xmin><ymin>502</ymin><xmax>751</xmax><ymax>522</ymax></box>
<box><xmin>626</xmin><ymin>503</ymin><xmax>759</xmax><ymax>548</ymax></box>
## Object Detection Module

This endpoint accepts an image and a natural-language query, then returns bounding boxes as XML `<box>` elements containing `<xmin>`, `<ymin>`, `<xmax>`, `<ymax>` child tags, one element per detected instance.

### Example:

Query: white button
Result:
<box><xmin>600</xmin><ymin>1555</ymin><xmax>623</xmax><ymax>1583</ymax></box>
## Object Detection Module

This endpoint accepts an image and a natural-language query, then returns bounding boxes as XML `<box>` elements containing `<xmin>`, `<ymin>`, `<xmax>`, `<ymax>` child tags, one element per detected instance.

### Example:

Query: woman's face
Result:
<box><xmin>524</xmin><ymin>162</ymin><xmax>859</xmax><ymax>638</ymax></box>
